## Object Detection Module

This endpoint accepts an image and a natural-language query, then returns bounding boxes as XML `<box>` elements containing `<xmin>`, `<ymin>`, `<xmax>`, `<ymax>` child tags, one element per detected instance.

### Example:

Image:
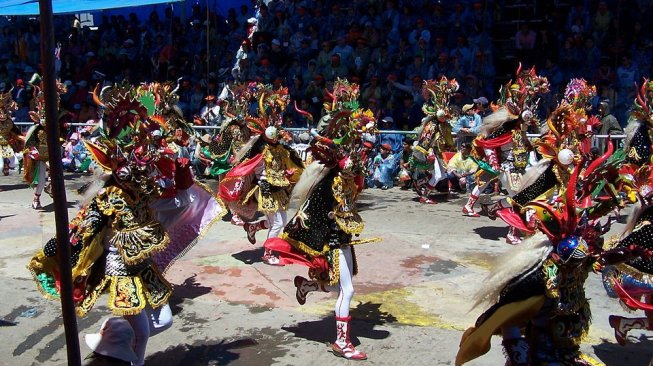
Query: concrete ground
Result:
<box><xmin>1</xmin><ymin>171</ymin><xmax>652</xmax><ymax>366</ymax></box>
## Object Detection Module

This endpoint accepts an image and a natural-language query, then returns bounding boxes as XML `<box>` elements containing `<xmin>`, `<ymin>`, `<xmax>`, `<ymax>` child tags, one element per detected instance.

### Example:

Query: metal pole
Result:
<box><xmin>38</xmin><ymin>1</ymin><xmax>82</xmax><ymax>365</ymax></box>
<box><xmin>206</xmin><ymin>0</ymin><xmax>210</xmax><ymax>82</ymax></box>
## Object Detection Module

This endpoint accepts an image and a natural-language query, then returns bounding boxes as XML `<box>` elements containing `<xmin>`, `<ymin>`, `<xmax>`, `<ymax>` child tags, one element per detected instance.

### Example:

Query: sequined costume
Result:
<box><xmin>264</xmin><ymin>78</ymin><xmax>378</xmax><ymax>360</ymax></box>
<box><xmin>409</xmin><ymin>77</ymin><xmax>458</xmax><ymax>204</ymax></box>
<box><xmin>202</xmin><ymin>85</ymin><xmax>251</xmax><ymax>178</ymax></box>
<box><xmin>463</xmin><ymin>65</ymin><xmax>549</xmax><ymax>224</ymax></box>
<box><xmin>27</xmin><ymin>82</ymin><xmax>222</xmax><ymax>366</ymax></box>
<box><xmin>624</xmin><ymin>79</ymin><xmax>653</xmax><ymax>166</ymax></box>
<box><xmin>0</xmin><ymin>88</ymin><xmax>21</xmax><ymax>175</ymax></box>
<box><xmin>22</xmin><ymin>82</ymin><xmax>69</xmax><ymax>209</ymax></box>
<box><xmin>602</xmin><ymin>164</ymin><xmax>653</xmax><ymax>346</ymax></box>
<box><xmin>218</xmin><ymin>84</ymin><xmax>304</xmax><ymax>264</ymax></box>
<box><xmin>482</xmin><ymin>81</ymin><xmax>600</xmax><ymax>244</ymax></box>
<box><xmin>457</xmin><ymin>157</ymin><xmax>621</xmax><ymax>366</ymax></box>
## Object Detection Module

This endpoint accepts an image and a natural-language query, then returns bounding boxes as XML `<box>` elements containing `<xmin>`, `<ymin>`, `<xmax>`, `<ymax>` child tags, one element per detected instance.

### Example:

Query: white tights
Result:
<box><xmin>34</xmin><ymin>161</ymin><xmax>47</xmax><ymax>195</ymax></box>
<box><xmin>124</xmin><ymin>311</ymin><xmax>149</xmax><ymax>366</ymax></box>
<box><xmin>266</xmin><ymin>210</ymin><xmax>287</xmax><ymax>239</ymax></box>
<box><xmin>122</xmin><ymin>303</ymin><xmax>173</xmax><ymax>366</ymax></box>
<box><xmin>323</xmin><ymin>246</ymin><xmax>355</xmax><ymax>318</ymax></box>
<box><xmin>470</xmin><ymin>180</ymin><xmax>491</xmax><ymax>199</ymax></box>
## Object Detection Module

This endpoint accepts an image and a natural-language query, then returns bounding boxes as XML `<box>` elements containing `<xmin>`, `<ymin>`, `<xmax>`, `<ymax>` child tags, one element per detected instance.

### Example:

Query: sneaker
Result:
<box><xmin>262</xmin><ymin>253</ymin><xmax>284</xmax><ymax>266</ymax></box>
<box><xmin>419</xmin><ymin>197</ymin><xmax>437</xmax><ymax>204</ymax></box>
<box><xmin>462</xmin><ymin>206</ymin><xmax>480</xmax><ymax>217</ymax></box>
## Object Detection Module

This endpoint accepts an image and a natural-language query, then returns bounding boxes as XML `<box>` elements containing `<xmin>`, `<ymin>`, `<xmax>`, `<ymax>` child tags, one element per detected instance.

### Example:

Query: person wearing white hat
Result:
<box><xmin>84</xmin><ymin>317</ymin><xmax>138</xmax><ymax>365</ymax></box>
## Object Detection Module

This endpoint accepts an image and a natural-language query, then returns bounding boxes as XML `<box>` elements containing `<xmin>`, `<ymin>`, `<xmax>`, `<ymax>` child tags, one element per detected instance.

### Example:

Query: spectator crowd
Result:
<box><xmin>0</xmin><ymin>0</ymin><xmax>646</xmax><ymax>185</ymax></box>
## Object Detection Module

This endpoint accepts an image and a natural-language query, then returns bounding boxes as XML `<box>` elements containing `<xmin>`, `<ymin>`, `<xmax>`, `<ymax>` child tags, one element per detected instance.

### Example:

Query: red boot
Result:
<box><xmin>332</xmin><ymin>316</ymin><xmax>367</xmax><ymax>360</ymax></box>
<box><xmin>243</xmin><ymin>220</ymin><xmax>268</xmax><ymax>244</ymax></box>
<box><xmin>462</xmin><ymin>194</ymin><xmax>480</xmax><ymax>217</ymax></box>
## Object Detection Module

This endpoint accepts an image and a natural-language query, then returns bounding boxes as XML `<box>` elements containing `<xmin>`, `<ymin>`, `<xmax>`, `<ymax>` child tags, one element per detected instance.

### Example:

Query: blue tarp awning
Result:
<box><xmin>0</xmin><ymin>0</ymin><xmax>183</xmax><ymax>16</ymax></box>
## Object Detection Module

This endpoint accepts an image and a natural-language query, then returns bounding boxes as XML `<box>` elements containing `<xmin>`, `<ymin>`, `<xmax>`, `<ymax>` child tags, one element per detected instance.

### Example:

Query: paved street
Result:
<box><xmin>1</xmin><ymin>171</ymin><xmax>652</xmax><ymax>366</ymax></box>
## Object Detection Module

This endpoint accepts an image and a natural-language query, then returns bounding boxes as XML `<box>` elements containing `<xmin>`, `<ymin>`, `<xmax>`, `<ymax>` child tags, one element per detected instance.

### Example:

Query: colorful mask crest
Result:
<box><xmin>495</xmin><ymin>63</ymin><xmax>550</xmax><ymax>119</ymax></box>
<box><xmin>421</xmin><ymin>77</ymin><xmax>459</xmax><ymax>120</ymax></box>
<box><xmin>87</xmin><ymin>81</ymin><xmax>178</xmax><ymax>198</ymax></box>
<box><xmin>310</xmin><ymin>78</ymin><xmax>377</xmax><ymax>173</ymax></box>
<box><xmin>632</xmin><ymin>78</ymin><xmax>653</xmax><ymax>126</ymax></box>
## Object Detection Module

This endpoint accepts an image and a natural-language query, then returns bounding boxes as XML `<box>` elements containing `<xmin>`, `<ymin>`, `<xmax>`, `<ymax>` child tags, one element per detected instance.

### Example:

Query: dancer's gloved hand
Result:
<box><xmin>259</xmin><ymin>180</ymin><xmax>272</xmax><ymax>196</ymax></box>
<box><xmin>328</xmin><ymin>230</ymin><xmax>341</xmax><ymax>248</ymax></box>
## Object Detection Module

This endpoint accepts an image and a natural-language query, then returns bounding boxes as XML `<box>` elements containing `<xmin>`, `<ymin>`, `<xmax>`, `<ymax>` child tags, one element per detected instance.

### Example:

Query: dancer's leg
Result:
<box><xmin>35</xmin><ymin>162</ymin><xmax>47</xmax><ymax>195</ymax></box>
<box><xmin>334</xmin><ymin>246</ymin><xmax>355</xmax><ymax>318</ymax></box>
<box><xmin>124</xmin><ymin>311</ymin><xmax>150</xmax><ymax>366</ymax></box>
<box><xmin>148</xmin><ymin>303</ymin><xmax>173</xmax><ymax>335</ymax></box>
<box><xmin>266</xmin><ymin>210</ymin><xmax>287</xmax><ymax>239</ymax></box>
<box><xmin>331</xmin><ymin>246</ymin><xmax>366</xmax><ymax>359</ymax></box>
<box><xmin>262</xmin><ymin>210</ymin><xmax>286</xmax><ymax>264</ymax></box>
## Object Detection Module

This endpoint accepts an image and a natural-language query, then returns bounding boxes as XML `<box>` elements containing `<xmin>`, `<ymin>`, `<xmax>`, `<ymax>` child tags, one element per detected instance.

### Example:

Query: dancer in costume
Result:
<box><xmin>624</xmin><ymin>79</ymin><xmax>653</xmax><ymax>166</ymax></box>
<box><xmin>28</xmin><ymin>82</ymin><xmax>221</xmax><ymax>366</ymax></box>
<box><xmin>408</xmin><ymin>77</ymin><xmax>458</xmax><ymax>204</ymax></box>
<box><xmin>601</xmin><ymin>83</ymin><xmax>653</xmax><ymax>345</ymax></box>
<box><xmin>200</xmin><ymin>84</ymin><xmax>251</xmax><ymax>179</ymax></box>
<box><xmin>462</xmin><ymin>65</ymin><xmax>549</xmax><ymax>243</ymax></box>
<box><xmin>0</xmin><ymin>88</ymin><xmax>21</xmax><ymax>176</ymax></box>
<box><xmin>456</xmin><ymin>148</ymin><xmax>629</xmax><ymax>366</ymax></box>
<box><xmin>482</xmin><ymin>79</ymin><xmax>599</xmax><ymax>243</ymax></box>
<box><xmin>219</xmin><ymin>84</ymin><xmax>304</xmax><ymax>265</ymax></box>
<box><xmin>22</xmin><ymin>81</ymin><xmax>68</xmax><ymax>209</ymax></box>
<box><xmin>264</xmin><ymin>85</ymin><xmax>378</xmax><ymax>360</ymax></box>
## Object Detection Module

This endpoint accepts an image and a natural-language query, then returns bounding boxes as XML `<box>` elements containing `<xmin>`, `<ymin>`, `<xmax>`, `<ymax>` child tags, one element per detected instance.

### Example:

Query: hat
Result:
<box><xmin>63</xmin><ymin>80</ymin><xmax>73</xmax><ymax>86</ymax></box>
<box><xmin>200</xmin><ymin>133</ymin><xmax>211</xmax><ymax>144</ymax></box>
<box><xmin>76</xmin><ymin>80</ymin><xmax>88</xmax><ymax>88</ymax></box>
<box><xmin>123</xmin><ymin>39</ymin><xmax>135</xmax><ymax>45</ymax></box>
<box><xmin>85</xmin><ymin>318</ymin><xmax>138</xmax><ymax>363</ymax></box>
<box><xmin>16</xmin><ymin>79</ymin><xmax>23</xmax><ymax>86</ymax></box>
<box><xmin>271</xmin><ymin>39</ymin><xmax>281</xmax><ymax>46</ymax></box>
<box><xmin>462</xmin><ymin>104</ymin><xmax>474</xmax><ymax>112</ymax></box>
<box><xmin>381</xmin><ymin>116</ymin><xmax>394</xmax><ymax>123</ymax></box>
<box><xmin>86</xmin><ymin>51</ymin><xmax>95</xmax><ymax>57</ymax></box>
<box><xmin>380</xmin><ymin>143</ymin><xmax>392</xmax><ymax>151</ymax></box>
<box><xmin>473</xmin><ymin>96</ymin><xmax>488</xmax><ymax>105</ymax></box>
<box><xmin>69</xmin><ymin>133</ymin><xmax>79</xmax><ymax>141</ymax></box>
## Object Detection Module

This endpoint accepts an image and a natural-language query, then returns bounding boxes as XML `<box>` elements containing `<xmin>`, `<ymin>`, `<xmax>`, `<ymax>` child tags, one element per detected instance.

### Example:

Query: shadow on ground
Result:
<box><xmin>594</xmin><ymin>338</ymin><xmax>653</xmax><ymax>366</ymax></box>
<box><xmin>0</xmin><ymin>183</ymin><xmax>28</xmax><ymax>192</ymax></box>
<box><xmin>169</xmin><ymin>275</ymin><xmax>212</xmax><ymax>316</ymax></box>
<box><xmin>146</xmin><ymin>338</ymin><xmax>256</xmax><ymax>365</ymax></box>
<box><xmin>39</xmin><ymin>200</ymin><xmax>78</xmax><ymax>213</ymax></box>
<box><xmin>473</xmin><ymin>226</ymin><xmax>506</xmax><ymax>241</ymax></box>
<box><xmin>231</xmin><ymin>247</ymin><xmax>265</xmax><ymax>265</ymax></box>
<box><xmin>282</xmin><ymin>301</ymin><xmax>393</xmax><ymax>345</ymax></box>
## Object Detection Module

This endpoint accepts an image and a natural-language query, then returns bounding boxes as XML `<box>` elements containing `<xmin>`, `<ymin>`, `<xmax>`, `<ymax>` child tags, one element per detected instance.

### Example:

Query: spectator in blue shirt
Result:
<box><xmin>453</xmin><ymin>103</ymin><xmax>481</xmax><ymax>147</ymax></box>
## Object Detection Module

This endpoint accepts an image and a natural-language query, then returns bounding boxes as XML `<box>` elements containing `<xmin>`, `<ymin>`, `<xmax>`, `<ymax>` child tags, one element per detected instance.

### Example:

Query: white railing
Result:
<box><xmin>12</xmin><ymin>121</ymin><xmax>627</xmax><ymax>145</ymax></box>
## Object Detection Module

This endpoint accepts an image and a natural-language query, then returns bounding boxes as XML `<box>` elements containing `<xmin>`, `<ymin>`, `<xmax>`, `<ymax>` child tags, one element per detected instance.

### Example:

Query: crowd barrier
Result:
<box><xmin>12</xmin><ymin>122</ymin><xmax>626</xmax><ymax>149</ymax></box>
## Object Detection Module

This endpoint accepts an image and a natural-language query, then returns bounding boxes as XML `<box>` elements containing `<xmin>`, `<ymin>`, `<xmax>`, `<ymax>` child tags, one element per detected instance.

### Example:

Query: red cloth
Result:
<box><xmin>475</xmin><ymin>132</ymin><xmax>513</xmax><ymax>149</ymax></box>
<box><xmin>496</xmin><ymin>208</ymin><xmax>534</xmax><ymax>234</ymax></box>
<box><xmin>265</xmin><ymin>237</ymin><xmax>329</xmax><ymax>272</ymax></box>
<box><xmin>613</xmin><ymin>280</ymin><xmax>653</xmax><ymax>311</ymax></box>
<box><xmin>218</xmin><ymin>153</ymin><xmax>263</xmax><ymax>202</ymax></box>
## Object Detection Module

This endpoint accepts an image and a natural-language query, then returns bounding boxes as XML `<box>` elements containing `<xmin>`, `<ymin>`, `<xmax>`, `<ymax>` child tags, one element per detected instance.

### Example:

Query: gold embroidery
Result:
<box><xmin>332</xmin><ymin>176</ymin><xmax>364</xmax><ymax>235</ymax></box>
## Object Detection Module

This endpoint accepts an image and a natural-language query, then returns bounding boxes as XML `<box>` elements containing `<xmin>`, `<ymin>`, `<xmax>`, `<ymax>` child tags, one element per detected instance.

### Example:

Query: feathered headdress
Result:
<box><xmin>86</xmin><ymin>81</ymin><xmax>177</xmax><ymax>198</ymax></box>
<box><xmin>421</xmin><ymin>76</ymin><xmax>459</xmax><ymax>120</ymax></box>
<box><xmin>0</xmin><ymin>87</ymin><xmax>17</xmax><ymax>119</ymax></box>
<box><xmin>631</xmin><ymin>78</ymin><xmax>653</xmax><ymax>126</ymax></box>
<box><xmin>562</xmin><ymin>78</ymin><xmax>596</xmax><ymax>109</ymax></box>
<box><xmin>494</xmin><ymin>63</ymin><xmax>550</xmax><ymax>119</ymax></box>
<box><xmin>309</xmin><ymin>78</ymin><xmax>377</xmax><ymax>172</ymax></box>
<box><xmin>245</xmin><ymin>83</ymin><xmax>291</xmax><ymax>141</ymax></box>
